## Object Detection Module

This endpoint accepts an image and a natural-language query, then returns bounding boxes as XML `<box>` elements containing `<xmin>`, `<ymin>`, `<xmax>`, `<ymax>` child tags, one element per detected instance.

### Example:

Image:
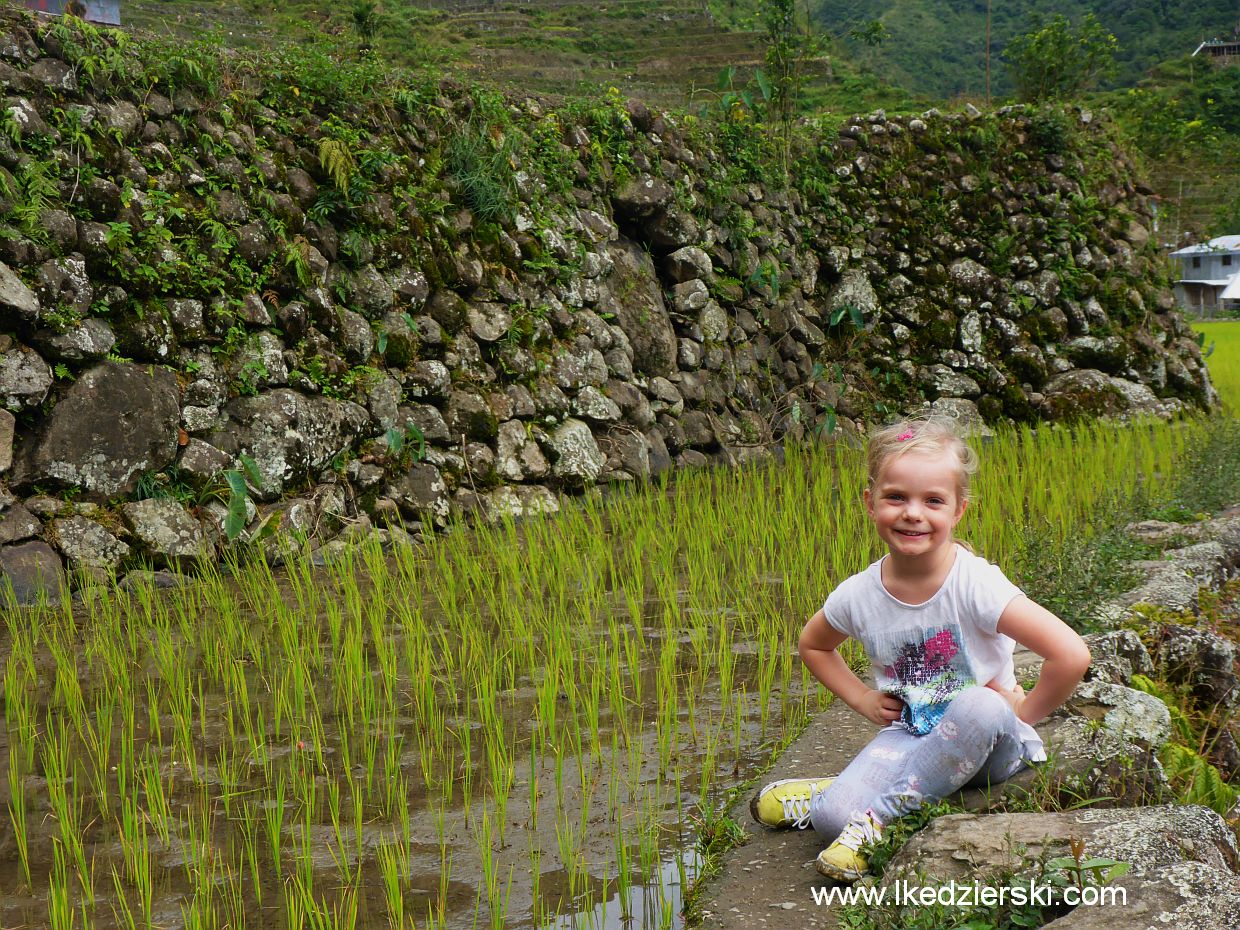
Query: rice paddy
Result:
<box><xmin>0</xmin><ymin>406</ymin><xmax>1213</xmax><ymax>930</ymax></box>
<box><xmin>1192</xmin><ymin>320</ymin><xmax>1240</xmax><ymax>410</ymax></box>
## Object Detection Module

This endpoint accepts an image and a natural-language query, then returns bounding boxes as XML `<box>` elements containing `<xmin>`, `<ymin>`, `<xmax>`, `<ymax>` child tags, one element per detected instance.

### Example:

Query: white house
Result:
<box><xmin>1169</xmin><ymin>235</ymin><xmax>1240</xmax><ymax>316</ymax></box>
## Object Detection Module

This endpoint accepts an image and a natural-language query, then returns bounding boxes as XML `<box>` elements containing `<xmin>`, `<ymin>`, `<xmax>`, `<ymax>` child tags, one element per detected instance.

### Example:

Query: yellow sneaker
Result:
<box><xmin>749</xmin><ymin>776</ymin><xmax>836</xmax><ymax>829</ymax></box>
<box><xmin>815</xmin><ymin>809</ymin><xmax>883</xmax><ymax>882</ymax></box>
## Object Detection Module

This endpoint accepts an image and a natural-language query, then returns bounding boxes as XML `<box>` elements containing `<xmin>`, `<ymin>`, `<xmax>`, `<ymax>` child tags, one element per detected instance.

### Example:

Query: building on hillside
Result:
<box><xmin>1170</xmin><ymin>235</ymin><xmax>1240</xmax><ymax>316</ymax></box>
<box><xmin>22</xmin><ymin>1</ymin><xmax>120</xmax><ymax>26</ymax></box>
<box><xmin>1194</xmin><ymin>35</ymin><xmax>1240</xmax><ymax>66</ymax></box>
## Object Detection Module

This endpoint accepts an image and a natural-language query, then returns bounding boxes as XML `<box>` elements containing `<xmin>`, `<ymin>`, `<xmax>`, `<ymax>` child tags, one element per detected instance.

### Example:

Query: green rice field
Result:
<box><xmin>1193</xmin><ymin>321</ymin><xmax>1240</xmax><ymax>410</ymax></box>
<box><xmin>0</xmin><ymin>404</ymin><xmax>1216</xmax><ymax>929</ymax></box>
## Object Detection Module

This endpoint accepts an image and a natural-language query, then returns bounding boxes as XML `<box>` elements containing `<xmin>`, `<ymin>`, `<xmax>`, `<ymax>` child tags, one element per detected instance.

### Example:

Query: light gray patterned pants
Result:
<box><xmin>809</xmin><ymin>685</ymin><xmax>1029</xmax><ymax>839</ymax></box>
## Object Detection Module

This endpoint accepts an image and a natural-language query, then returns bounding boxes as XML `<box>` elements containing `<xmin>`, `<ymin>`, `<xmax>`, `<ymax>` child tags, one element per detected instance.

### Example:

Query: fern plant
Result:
<box><xmin>318</xmin><ymin>138</ymin><xmax>356</xmax><ymax>197</ymax></box>
<box><xmin>1159</xmin><ymin>743</ymin><xmax>1238</xmax><ymax>815</ymax></box>
<box><xmin>283</xmin><ymin>236</ymin><xmax>316</xmax><ymax>288</ymax></box>
<box><xmin>1128</xmin><ymin>674</ymin><xmax>1238</xmax><ymax>814</ymax></box>
<box><xmin>10</xmin><ymin>160</ymin><xmax>58</xmax><ymax>243</ymax></box>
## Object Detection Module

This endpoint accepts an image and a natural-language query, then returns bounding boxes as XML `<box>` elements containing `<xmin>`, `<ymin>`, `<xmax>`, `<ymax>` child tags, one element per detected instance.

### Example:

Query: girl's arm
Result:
<box><xmin>799</xmin><ymin>608</ymin><xmax>904</xmax><ymax>727</ymax></box>
<box><xmin>993</xmin><ymin>596</ymin><xmax>1091</xmax><ymax>725</ymax></box>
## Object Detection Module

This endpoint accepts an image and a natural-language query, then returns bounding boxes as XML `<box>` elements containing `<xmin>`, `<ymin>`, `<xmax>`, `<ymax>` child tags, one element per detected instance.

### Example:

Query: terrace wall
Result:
<box><xmin>0</xmin><ymin>9</ymin><xmax>1218</xmax><ymax>594</ymax></box>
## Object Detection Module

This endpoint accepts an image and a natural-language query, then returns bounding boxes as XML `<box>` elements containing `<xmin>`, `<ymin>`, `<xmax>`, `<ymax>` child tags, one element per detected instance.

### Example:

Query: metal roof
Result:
<box><xmin>1169</xmin><ymin>235</ymin><xmax>1240</xmax><ymax>257</ymax></box>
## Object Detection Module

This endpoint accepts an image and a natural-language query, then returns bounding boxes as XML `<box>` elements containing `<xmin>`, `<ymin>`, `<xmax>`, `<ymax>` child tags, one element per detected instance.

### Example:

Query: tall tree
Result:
<box><xmin>760</xmin><ymin>0</ymin><xmax>824</xmax><ymax>170</ymax></box>
<box><xmin>1003</xmin><ymin>13</ymin><xmax>1118</xmax><ymax>103</ymax></box>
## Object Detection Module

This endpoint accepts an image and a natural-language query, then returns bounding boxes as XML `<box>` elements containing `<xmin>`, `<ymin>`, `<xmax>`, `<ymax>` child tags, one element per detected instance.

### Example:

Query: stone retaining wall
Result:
<box><xmin>0</xmin><ymin>10</ymin><xmax>1217</xmax><ymax>596</ymax></box>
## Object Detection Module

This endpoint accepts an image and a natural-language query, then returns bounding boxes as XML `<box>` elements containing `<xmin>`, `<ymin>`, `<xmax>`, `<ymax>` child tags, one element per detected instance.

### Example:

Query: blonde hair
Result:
<box><xmin>866</xmin><ymin>416</ymin><xmax>979</xmax><ymax>501</ymax></box>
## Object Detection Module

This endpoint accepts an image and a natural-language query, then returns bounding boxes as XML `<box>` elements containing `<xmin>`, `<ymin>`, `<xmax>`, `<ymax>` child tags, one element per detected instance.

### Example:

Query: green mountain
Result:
<box><xmin>815</xmin><ymin>0</ymin><xmax>1240</xmax><ymax>99</ymax></box>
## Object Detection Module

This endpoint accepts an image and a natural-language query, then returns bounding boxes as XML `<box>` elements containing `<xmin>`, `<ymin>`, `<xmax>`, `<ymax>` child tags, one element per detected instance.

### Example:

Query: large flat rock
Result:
<box><xmin>879</xmin><ymin>804</ymin><xmax>1239</xmax><ymax>885</ymax></box>
<box><xmin>11</xmin><ymin>361</ymin><xmax>179</xmax><ymax>498</ymax></box>
<box><xmin>1043</xmin><ymin>861</ymin><xmax>1240</xmax><ymax>928</ymax></box>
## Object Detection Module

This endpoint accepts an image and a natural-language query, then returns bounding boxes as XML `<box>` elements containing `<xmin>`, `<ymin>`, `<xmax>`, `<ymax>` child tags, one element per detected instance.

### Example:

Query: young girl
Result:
<box><xmin>750</xmin><ymin>417</ymin><xmax>1091</xmax><ymax>882</ymax></box>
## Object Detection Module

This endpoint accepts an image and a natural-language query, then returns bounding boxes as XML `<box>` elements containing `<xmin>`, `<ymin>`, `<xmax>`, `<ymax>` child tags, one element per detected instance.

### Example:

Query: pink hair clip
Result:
<box><xmin>896</xmin><ymin>430</ymin><xmax>914</xmax><ymax>442</ymax></box>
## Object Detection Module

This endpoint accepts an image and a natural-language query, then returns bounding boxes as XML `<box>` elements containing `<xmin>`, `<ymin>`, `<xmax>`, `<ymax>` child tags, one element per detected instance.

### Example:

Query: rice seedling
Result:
<box><xmin>48</xmin><ymin>841</ymin><xmax>75</xmax><ymax>930</ymax></box>
<box><xmin>218</xmin><ymin>859</ymin><xmax>247</xmax><ymax>930</ymax></box>
<box><xmin>377</xmin><ymin>839</ymin><xmax>409</xmax><ymax>929</ymax></box>
<box><xmin>43</xmin><ymin>722</ymin><xmax>93</xmax><ymax>906</ymax></box>
<box><xmin>264</xmin><ymin>774</ymin><xmax>287</xmax><ymax>878</ymax></box>
<box><xmin>139</xmin><ymin>751</ymin><xmax>172</xmax><ymax>847</ymax></box>
<box><xmin>80</xmin><ymin>690</ymin><xmax>116</xmax><ymax>816</ymax></box>
<box><xmin>7</xmin><ymin>745</ymin><xmax>31</xmax><ymax>889</ymax></box>
<box><xmin>379</xmin><ymin>718</ymin><xmax>403</xmax><ymax>813</ymax></box>
<box><xmin>116</xmin><ymin>788</ymin><xmax>153</xmax><ymax>922</ymax></box>
<box><xmin>109</xmin><ymin>865</ymin><xmax>138</xmax><ymax>930</ymax></box>
<box><xmin>238</xmin><ymin>800</ymin><xmax>263</xmax><ymax>906</ymax></box>
<box><xmin>614</xmin><ymin>826</ymin><xmax>634</xmax><ymax>920</ymax></box>
<box><xmin>143</xmin><ymin>676</ymin><xmax>163</xmax><ymax>747</ymax></box>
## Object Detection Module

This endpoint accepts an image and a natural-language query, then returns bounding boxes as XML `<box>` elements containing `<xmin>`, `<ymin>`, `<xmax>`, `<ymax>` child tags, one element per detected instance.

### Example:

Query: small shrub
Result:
<box><xmin>1027</xmin><ymin>107</ymin><xmax>1072</xmax><ymax>155</ymax></box>
<box><xmin>1014</xmin><ymin>508</ymin><xmax>1148</xmax><ymax>631</ymax></box>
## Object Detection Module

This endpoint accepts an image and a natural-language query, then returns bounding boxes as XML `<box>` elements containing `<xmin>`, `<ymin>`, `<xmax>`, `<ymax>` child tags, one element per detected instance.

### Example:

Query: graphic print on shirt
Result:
<box><xmin>869</xmin><ymin>623</ymin><xmax>975</xmax><ymax>735</ymax></box>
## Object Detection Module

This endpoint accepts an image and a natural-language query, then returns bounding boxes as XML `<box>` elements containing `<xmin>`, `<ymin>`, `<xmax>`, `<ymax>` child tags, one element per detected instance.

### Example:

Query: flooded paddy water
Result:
<box><xmin>0</xmin><ymin>423</ymin><xmax>1199</xmax><ymax>930</ymax></box>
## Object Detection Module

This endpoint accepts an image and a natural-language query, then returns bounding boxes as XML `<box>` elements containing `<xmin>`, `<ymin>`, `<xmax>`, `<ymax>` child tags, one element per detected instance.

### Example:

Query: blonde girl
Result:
<box><xmin>750</xmin><ymin>417</ymin><xmax>1090</xmax><ymax>881</ymax></box>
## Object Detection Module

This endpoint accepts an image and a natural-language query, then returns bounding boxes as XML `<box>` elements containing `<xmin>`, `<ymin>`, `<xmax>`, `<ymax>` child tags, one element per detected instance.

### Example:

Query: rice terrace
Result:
<box><xmin>1</xmin><ymin>1</ymin><xmax>1240</xmax><ymax>930</ymax></box>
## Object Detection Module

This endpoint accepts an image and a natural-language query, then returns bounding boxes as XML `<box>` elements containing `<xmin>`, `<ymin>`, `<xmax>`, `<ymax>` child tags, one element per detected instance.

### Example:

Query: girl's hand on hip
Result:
<box><xmin>987</xmin><ymin>680</ymin><xmax>1028</xmax><ymax>720</ymax></box>
<box><xmin>858</xmin><ymin>689</ymin><xmax>904</xmax><ymax>727</ymax></box>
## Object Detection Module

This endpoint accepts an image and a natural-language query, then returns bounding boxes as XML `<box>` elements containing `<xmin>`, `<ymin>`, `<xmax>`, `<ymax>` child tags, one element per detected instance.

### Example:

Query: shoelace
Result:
<box><xmin>835</xmin><ymin>811</ymin><xmax>882</xmax><ymax>850</ymax></box>
<box><xmin>780</xmin><ymin>795</ymin><xmax>814</xmax><ymax>830</ymax></box>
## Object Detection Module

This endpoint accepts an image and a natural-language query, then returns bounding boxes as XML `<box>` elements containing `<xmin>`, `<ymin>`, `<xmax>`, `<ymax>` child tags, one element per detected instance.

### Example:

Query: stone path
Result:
<box><xmin>694</xmin><ymin>696</ymin><xmax>876</xmax><ymax>930</ymax></box>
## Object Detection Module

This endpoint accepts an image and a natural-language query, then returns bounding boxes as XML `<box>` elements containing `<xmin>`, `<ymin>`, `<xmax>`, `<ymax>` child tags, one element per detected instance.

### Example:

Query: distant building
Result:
<box><xmin>1193</xmin><ymin>37</ymin><xmax>1240</xmax><ymax>66</ymax></box>
<box><xmin>1170</xmin><ymin>235</ymin><xmax>1240</xmax><ymax>316</ymax></box>
<box><xmin>22</xmin><ymin>2</ymin><xmax>120</xmax><ymax>26</ymax></box>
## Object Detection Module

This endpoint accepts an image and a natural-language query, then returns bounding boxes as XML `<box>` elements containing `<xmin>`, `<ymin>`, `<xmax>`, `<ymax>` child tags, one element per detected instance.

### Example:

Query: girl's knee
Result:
<box><xmin>947</xmin><ymin>685</ymin><xmax>1013</xmax><ymax>730</ymax></box>
<box><xmin>809</xmin><ymin>780</ymin><xmax>863</xmax><ymax>840</ymax></box>
<box><xmin>947</xmin><ymin>689</ymin><xmax>1006</xmax><ymax>719</ymax></box>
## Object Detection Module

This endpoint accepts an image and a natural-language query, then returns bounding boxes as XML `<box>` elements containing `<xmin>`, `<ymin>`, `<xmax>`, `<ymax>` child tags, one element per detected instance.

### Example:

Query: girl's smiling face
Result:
<box><xmin>864</xmin><ymin>451</ymin><xmax>967</xmax><ymax>559</ymax></box>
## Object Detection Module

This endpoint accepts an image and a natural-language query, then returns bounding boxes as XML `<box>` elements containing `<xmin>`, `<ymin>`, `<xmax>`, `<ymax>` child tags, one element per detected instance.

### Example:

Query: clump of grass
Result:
<box><xmin>1013</xmin><ymin>503</ymin><xmax>1151</xmax><ymax>631</ymax></box>
<box><xmin>444</xmin><ymin>123</ymin><xmax>518</xmax><ymax>223</ymax></box>
<box><xmin>1167</xmin><ymin>415</ymin><xmax>1240</xmax><ymax>516</ymax></box>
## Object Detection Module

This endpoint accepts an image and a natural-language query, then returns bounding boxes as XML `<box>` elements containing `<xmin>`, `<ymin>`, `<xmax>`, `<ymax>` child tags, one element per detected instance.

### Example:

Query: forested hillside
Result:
<box><xmin>120</xmin><ymin>0</ymin><xmax>914</xmax><ymax>112</ymax></box>
<box><xmin>1109</xmin><ymin>57</ymin><xmax>1240</xmax><ymax>239</ymax></box>
<box><xmin>815</xmin><ymin>0</ymin><xmax>1240</xmax><ymax>98</ymax></box>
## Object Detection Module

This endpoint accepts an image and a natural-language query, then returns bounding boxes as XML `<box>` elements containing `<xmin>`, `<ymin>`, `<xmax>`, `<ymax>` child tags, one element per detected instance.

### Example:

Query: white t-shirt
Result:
<box><xmin>822</xmin><ymin>544</ymin><xmax>1046</xmax><ymax>762</ymax></box>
